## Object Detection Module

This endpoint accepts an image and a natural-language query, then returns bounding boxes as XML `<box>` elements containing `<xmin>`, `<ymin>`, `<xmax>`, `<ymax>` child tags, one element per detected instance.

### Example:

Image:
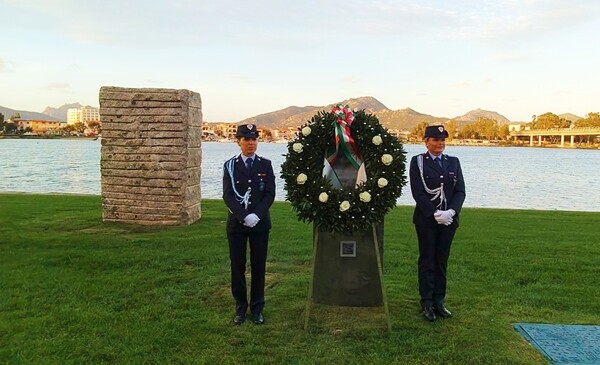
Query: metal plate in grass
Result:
<box><xmin>514</xmin><ymin>323</ymin><xmax>600</xmax><ymax>365</ymax></box>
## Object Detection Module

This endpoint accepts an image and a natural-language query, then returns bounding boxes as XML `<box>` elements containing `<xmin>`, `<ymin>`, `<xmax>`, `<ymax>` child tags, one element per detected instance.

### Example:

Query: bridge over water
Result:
<box><xmin>510</xmin><ymin>127</ymin><xmax>600</xmax><ymax>146</ymax></box>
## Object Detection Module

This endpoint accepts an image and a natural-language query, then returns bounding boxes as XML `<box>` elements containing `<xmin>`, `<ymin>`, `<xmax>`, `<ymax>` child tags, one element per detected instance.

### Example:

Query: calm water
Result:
<box><xmin>1</xmin><ymin>139</ymin><xmax>599</xmax><ymax>212</ymax></box>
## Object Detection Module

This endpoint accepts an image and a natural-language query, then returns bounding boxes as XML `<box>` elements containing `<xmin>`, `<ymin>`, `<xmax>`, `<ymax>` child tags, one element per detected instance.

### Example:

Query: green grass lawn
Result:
<box><xmin>1</xmin><ymin>193</ymin><xmax>599</xmax><ymax>364</ymax></box>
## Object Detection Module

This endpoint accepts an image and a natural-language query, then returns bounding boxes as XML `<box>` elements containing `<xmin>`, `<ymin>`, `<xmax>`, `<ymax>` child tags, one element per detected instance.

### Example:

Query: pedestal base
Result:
<box><xmin>311</xmin><ymin>223</ymin><xmax>384</xmax><ymax>307</ymax></box>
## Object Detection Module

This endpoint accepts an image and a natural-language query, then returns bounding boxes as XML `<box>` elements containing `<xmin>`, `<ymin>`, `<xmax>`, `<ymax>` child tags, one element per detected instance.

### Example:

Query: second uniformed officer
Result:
<box><xmin>409</xmin><ymin>125</ymin><xmax>466</xmax><ymax>322</ymax></box>
<box><xmin>223</xmin><ymin>124</ymin><xmax>275</xmax><ymax>325</ymax></box>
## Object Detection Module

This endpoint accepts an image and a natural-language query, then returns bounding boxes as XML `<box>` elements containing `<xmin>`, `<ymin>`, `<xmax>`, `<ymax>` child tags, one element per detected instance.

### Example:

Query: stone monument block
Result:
<box><xmin>99</xmin><ymin>86</ymin><xmax>202</xmax><ymax>225</ymax></box>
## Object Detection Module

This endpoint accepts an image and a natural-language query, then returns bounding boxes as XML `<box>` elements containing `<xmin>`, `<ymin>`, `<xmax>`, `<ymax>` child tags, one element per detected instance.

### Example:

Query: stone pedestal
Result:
<box><xmin>99</xmin><ymin>86</ymin><xmax>202</xmax><ymax>225</ymax></box>
<box><xmin>311</xmin><ymin>223</ymin><xmax>385</xmax><ymax>307</ymax></box>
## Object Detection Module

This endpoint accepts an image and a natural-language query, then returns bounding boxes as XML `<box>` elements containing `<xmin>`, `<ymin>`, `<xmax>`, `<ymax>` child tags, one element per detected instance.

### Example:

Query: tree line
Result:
<box><xmin>411</xmin><ymin>112</ymin><xmax>600</xmax><ymax>141</ymax></box>
<box><xmin>0</xmin><ymin>112</ymin><xmax>25</xmax><ymax>134</ymax></box>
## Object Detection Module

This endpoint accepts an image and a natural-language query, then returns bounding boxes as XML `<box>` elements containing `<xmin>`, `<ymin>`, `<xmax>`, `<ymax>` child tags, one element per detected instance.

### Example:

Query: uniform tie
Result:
<box><xmin>246</xmin><ymin>158</ymin><xmax>253</xmax><ymax>171</ymax></box>
<box><xmin>434</xmin><ymin>157</ymin><xmax>442</xmax><ymax>168</ymax></box>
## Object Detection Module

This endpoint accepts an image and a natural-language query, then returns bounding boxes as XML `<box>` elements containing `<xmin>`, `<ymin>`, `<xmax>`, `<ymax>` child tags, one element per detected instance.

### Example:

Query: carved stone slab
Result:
<box><xmin>99</xmin><ymin>86</ymin><xmax>202</xmax><ymax>225</ymax></box>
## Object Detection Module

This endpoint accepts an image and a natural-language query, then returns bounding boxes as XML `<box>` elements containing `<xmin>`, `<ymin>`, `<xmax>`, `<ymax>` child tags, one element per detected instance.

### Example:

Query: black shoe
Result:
<box><xmin>434</xmin><ymin>305</ymin><xmax>452</xmax><ymax>318</ymax></box>
<box><xmin>233</xmin><ymin>314</ymin><xmax>246</xmax><ymax>325</ymax></box>
<box><xmin>252</xmin><ymin>312</ymin><xmax>264</xmax><ymax>325</ymax></box>
<box><xmin>422</xmin><ymin>306</ymin><xmax>437</xmax><ymax>322</ymax></box>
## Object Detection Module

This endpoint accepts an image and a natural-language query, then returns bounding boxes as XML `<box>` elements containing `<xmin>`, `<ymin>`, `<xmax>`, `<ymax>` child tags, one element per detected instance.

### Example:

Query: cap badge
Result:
<box><xmin>247</xmin><ymin>124</ymin><xmax>254</xmax><ymax>130</ymax></box>
<box><xmin>438</xmin><ymin>126</ymin><xmax>444</xmax><ymax>133</ymax></box>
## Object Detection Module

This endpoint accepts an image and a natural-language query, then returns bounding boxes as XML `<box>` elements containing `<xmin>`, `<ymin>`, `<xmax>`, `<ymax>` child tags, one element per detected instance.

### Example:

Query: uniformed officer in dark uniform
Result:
<box><xmin>409</xmin><ymin>125</ymin><xmax>466</xmax><ymax>322</ymax></box>
<box><xmin>223</xmin><ymin>124</ymin><xmax>275</xmax><ymax>325</ymax></box>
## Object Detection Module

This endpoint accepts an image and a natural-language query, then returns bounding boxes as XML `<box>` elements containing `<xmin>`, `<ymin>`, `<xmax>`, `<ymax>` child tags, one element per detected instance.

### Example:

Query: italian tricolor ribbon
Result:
<box><xmin>326</xmin><ymin>105</ymin><xmax>363</xmax><ymax>169</ymax></box>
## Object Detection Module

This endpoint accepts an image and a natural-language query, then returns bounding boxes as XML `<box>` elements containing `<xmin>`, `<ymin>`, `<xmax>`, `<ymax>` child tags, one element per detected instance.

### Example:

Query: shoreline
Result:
<box><xmin>203</xmin><ymin>140</ymin><xmax>600</xmax><ymax>149</ymax></box>
<box><xmin>0</xmin><ymin>135</ymin><xmax>98</xmax><ymax>140</ymax></box>
<box><xmin>0</xmin><ymin>135</ymin><xmax>100</xmax><ymax>140</ymax></box>
<box><xmin>1</xmin><ymin>192</ymin><xmax>599</xmax><ymax>213</ymax></box>
<box><xmin>2</xmin><ymin>135</ymin><xmax>597</xmax><ymax>149</ymax></box>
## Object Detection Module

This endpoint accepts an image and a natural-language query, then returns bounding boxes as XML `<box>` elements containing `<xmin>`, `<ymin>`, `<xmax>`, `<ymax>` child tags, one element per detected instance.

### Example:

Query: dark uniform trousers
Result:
<box><xmin>409</xmin><ymin>152</ymin><xmax>466</xmax><ymax>308</ymax></box>
<box><xmin>416</xmin><ymin>223</ymin><xmax>457</xmax><ymax>307</ymax></box>
<box><xmin>223</xmin><ymin>154</ymin><xmax>275</xmax><ymax>316</ymax></box>
<box><xmin>227</xmin><ymin>230</ymin><xmax>269</xmax><ymax>315</ymax></box>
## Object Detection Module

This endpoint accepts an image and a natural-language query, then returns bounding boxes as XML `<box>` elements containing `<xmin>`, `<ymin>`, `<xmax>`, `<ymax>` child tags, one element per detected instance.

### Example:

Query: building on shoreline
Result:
<box><xmin>67</xmin><ymin>106</ymin><xmax>100</xmax><ymax>125</ymax></box>
<box><xmin>16</xmin><ymin>120</ymin><xmax>65</xmax><ymax>134</ymax></box>
<box><xmin>202</xmin><ymin>122</ymin><xmax>237</xmax><ymax>141</ymax></box>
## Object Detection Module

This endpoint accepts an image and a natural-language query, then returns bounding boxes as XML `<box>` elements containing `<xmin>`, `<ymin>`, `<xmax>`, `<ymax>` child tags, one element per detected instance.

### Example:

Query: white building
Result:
<box><xmin>81</xmin><ymin>106</ymin><xmax>100</xmax><ymax>124</ymax></box>
<box><xmin>67</xmin><ymin>108</ymin><xmax>81</xmax><ymax>125</ymax></box>
<box><xmin>67</xmin><ymin>106</ymin><xmax>100</xmax><ymax>125</ymax></box>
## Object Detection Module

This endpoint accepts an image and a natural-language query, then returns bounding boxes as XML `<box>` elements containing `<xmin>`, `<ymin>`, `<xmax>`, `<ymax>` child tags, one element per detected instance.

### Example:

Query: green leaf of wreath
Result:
<box><xmin>281</xmin><ymin>109</ymin><xmax>407</xmax><ymax>232</ymax></box>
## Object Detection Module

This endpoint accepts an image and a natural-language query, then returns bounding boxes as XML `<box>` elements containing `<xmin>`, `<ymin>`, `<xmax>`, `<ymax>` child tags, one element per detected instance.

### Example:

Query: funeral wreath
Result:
<box><xmin>281</xmin><ymin>106</ymin><xmax>407</xmax><ymax>232</ymax></box>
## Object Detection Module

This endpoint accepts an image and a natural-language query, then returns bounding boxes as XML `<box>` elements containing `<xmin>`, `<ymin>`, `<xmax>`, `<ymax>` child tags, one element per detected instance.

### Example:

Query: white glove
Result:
<box><xmin>243</xmin><ymin>213</ymin><xmax>260</xmax><ymax>228</ymax></box>
<box><xmin>434</xmin><ymin>212</ymin><xmax>451</xmax><ymax>225</ymax></box>
<box><xmin>434</xmin><ymin>209</ymin><xmax>455</xmax><ymax>225</ymax></box>
<box><xmin>433</xmin><ymin>210</ymin><xmax>444</xmax><ymax>224</ymax></box>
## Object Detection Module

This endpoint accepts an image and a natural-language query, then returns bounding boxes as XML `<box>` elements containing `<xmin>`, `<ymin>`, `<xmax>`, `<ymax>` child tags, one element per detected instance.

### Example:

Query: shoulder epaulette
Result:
<box><xmin>224</xmin><ymin>155</ymin><xmax>238</xmax><ymax>167</ymax></box>
<box><xmin>256</xmin><ymin>155</ymin><xmax>271</xmax><ymax>162</ymax></box>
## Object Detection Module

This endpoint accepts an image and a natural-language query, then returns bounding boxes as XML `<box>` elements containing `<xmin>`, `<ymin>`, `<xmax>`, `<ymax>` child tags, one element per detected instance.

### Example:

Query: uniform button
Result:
<box><xmin>440</xmin><ymin>176</ymin><xmax>444</xmax><ymax>178</ymax></box>
<box><xmin>248</xmin><ymin>202</ymin><xmax>252</xmax><ymax>205</ymax></box>
<box><xmin>248</xmin><ymin>180</ymin><xmax>252</xmax><ymax>183</ymax></box>
<box><xmin>236</xmin><ymin>180</ymin><xmax>239</xmax><ymax>183</ymax></box>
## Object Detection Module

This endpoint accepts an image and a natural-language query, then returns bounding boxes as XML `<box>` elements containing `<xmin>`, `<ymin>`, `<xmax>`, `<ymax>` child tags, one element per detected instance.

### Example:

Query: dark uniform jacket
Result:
<box><xmin>223</xmin><ymin>155</ymin><xmax>276</xmax><ymax>232</ymax></box>
<box><xmin>409</xmin><ymin>153</ymin><xmax>466</xmax><ymax>227</ymax></box>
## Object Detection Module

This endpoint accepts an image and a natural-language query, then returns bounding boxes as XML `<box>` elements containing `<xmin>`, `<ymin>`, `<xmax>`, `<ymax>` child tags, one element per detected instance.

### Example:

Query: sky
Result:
<box><xmin>1</xmin><ymin>0</ymin><xmax>599</xmax><ymax>122</ymax></box>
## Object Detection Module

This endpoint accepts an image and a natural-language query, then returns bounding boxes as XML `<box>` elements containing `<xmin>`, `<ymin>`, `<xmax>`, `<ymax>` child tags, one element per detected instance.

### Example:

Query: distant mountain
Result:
<box><xmin>340</xmin><ymin>96</ymin><xmax>389</xmax><ymax>113</ymax></box>
<box><xmin>3</xmin><ymin>99</ymin><xmax>584</xmax><ymax>131</ymax></box>
<box><xmin>43</xmin><ymin>103</ymin><xmax>82</xmax><ymax>121</ymax></box>
<box><xmin>271</xmin><ymin>96</ymin><xmax>390</xmax><ymax>128</ymax></box>
<box><xmin>239</xmin><ymin>96</ymin><xmax>448</xmax><ymax>130</ymax></box>
<box><xmin>376</xmin><ymin>108</ymin><xmax>448</xmax><ymax>130</ymax></box>
<box><xmin>558</xmin><ymin>113</ymin><xmax>583</xmax><ymax>122</ymax></box>
<box><xmin>238</xmin><ymin>105</ymin><xmax>319</xmax><ymax>127</ymax></box>
<box><xmin>0</xmin><ymin>105</ymin><xmax>58</xmax><ymax>121</ymax></box>
<box><xmin>450</xmin><ymin>108</ymin><xmax>510</xmax><ymax>126</ymax></box>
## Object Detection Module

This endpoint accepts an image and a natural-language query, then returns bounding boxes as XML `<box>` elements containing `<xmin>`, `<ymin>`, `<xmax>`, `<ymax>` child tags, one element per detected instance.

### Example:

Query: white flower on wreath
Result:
<box><xmin>297</xmin><ymin>173</ymin><xmax>308</xmax><ymax>185</ymax></box>
<box><xmin>378</xmin><ymin>177</ymin><xmax>388</xmax><ymax>188</ymax></box>
<box><xmin>339</xmin><ymin>200</ymin><xmax>350</xmax><ymax>212</ymax></box>
<box><xmin>381</xmin><ymin>154</ymin><xmax>393</xmax><ymax>165</ymax></box>
<box><xmin>372</xmin><ymin>135</ymin><xmax>382</xmax><ymax>145</ymax></box>
<box><xmin>293</xmin><ymin>143</ymin><xmax>304</xmax><ymax>153</ymax></box>
<box><xmin>302</xmin><ymin>126</ymin><xmax>312</xmax><ymax>136</ymax></box>
<box><xmin>359</xmin><ymin>191</ymin><xmax>372</xmax><ymax>203</ymax></box>
<box><xmin>318</xmin><ymin>192</ymin><xmax>329</xmax><ymax>203</ymax></box>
